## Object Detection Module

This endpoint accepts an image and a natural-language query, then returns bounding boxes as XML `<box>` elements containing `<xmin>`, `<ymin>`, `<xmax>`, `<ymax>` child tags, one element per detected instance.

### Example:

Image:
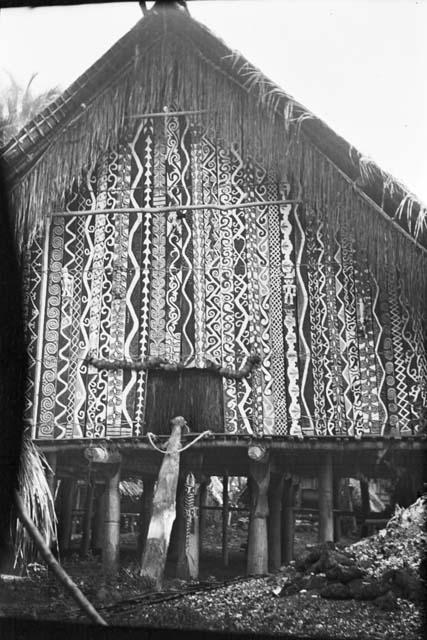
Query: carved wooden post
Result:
<box><xmin>103</xmin><ymin>465</ymin><xmax>121</xmax><ymax>574</ymax></box>
<box><xmin>222</xmin><ymin>474</ymin><xmax>229</xmax><ymax>567</ymax></box>
<box><xmin>268</xmin><ymin>473</ymin><xmax>284</xmax><ymax>571</ymax></box>
<box><xmin>318</xmin><ymin>452</ymin><xmax>334</xmax><ymax>542</ymax></box>
<box><xmin>80</xmin><ymin>476</ymin><xmax>95</xmax><ymax>557</ymax></box>
<box><xmin>176</xmin><ymin>473</ymin><xmax>199</xmax><ymax>580</ymax></box>
<box><xmin>281</xmin><ymin>477</ymin><xmax>296</xmax><ymax>564</ymax></box>
<box><xmin>247</xmin><ymin>454</ymin><xmax>270</xmax><ymax>575</ymax></box>
<box><xmin>58</xmin><ymin>478</ymin><xmax>75</xmax><ymax>553</ymax></box>
<box><xmin>140</xmin><ymin>416</ymin><xmax>186</xmax><ymax>588</ymax></box>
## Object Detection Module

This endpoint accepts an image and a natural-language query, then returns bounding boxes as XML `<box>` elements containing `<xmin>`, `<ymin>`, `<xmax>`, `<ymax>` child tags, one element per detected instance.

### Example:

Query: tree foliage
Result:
<box><xmin>0</xmin><ymin>72</ymin><xmax>61</xmax><ymax>146</ymax></box>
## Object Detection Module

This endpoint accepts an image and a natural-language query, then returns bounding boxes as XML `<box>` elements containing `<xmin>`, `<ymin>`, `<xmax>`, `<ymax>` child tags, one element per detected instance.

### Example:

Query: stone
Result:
<box><xmin>373</xmin><ymin>590</ymin><xmax>398</xmax><ymax>611</ymax></box>
<box><xmin>312</xmin><ymin>548</ymin><xmax>355</xmax><ymax>573</ymax></box>
<box><xmin>304</xmin><ymin>573</ymin><xmax>328</xmax><ymax>591</ymax></box>
<box><xmin>325</xmin><ymin>564</ymin><xmax>366</xmax><ymax>584</ymax></box>
<box><xmin>320</xmin><ymin>582</ymin><xmax>351</xmax><ymax>599</ymax></box>
<box><xmin>348</xmin><ymin>578</ymin><xmax>388</xmax><ymax>600</ymax></box>
<box><xmin>393</xmin><ymin>568</ymin><xmax>424</xmax><ymax>602</ymax></box>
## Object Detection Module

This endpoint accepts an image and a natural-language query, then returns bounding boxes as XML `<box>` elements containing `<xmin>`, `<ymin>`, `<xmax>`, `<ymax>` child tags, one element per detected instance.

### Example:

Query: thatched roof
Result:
<box><xmin>1</xmin><ymin>3</ymin><xmax>426</xmax><ymax>299</ymax></box>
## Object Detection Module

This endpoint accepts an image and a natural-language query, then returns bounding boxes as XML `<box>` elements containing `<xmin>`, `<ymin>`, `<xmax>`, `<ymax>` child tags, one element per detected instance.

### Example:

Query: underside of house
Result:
<box><xmin>2</xmin><ymin>2</ymin><xmax>426</xmax><ymax>580</ymax></box>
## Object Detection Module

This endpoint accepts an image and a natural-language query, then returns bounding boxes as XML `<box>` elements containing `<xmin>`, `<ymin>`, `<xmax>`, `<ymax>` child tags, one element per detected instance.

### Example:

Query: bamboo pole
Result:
<box><xmin>50</xmin><ymin>199</ymin><xmax>300</xmax><ymax>219</ymax></box>
<box><xmin>222</xmin><ymin>475</ymin><xmax>229</xmax><ymax>568</ymax></box>
<box><xmin>14</xmin><ymin>491</ymin><xmax>107</xmax><ymax>626</ymax></box>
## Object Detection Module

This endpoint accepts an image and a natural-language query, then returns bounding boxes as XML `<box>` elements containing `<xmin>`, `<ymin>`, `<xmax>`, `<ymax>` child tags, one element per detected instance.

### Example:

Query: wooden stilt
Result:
<box><xmin>80</xmin><ymin>477</ymin><xmax>95</xmax><ymax>557</ymax></box>
<box><xmin>103</xmin><ymin>465</ymin><xmax>121</xmax><ymax>574</ymax></box>
<box><xmin>137</xmin><ymin>477</ymin><xmax>155</xmax><ymax>557</ymax></box>
<box><xmin>281</xmin><ymin>477</ymin><xmax>296</xmax><ymax>564</ymax></box>
<box><xmin>268</xmin><ymin>474</ymin><xmax>284</xmax><ymax>571</ymax></box>
<box><xmin>176</xmin><ymin>474</ymin><xmax>200</xmax><ymax>580</ymax></box>
<box><xmin>91</xmin><ymin>484</ymin><xmax>105</xmax><ymax>552</ymax></box>
<box><xmin>222</xmin><ymin>474</ymin><xmax>229</xmax><ymax>568</ymax></box>
<box><xmin>360</xmin><ymin>477</ymin><xmax>370</xmax><ymax>537</ymax></box>
<box><xmin>333</xmin><ymin>476</ymin><xmax>342</xmax><ymax>542</ymax></box>
<box><xmin>58</xmin><ymin>479</ymin><xmax>75</xmax><ymax>553</ymax></box>
<box><xmin>140</xmin><ymin>416</ymin><xmax>186</xmax><ymax>588</ymax></box>
<box><xmin>247</xmin><ymin>458</ymin><xmax>270</xmax><ymax>575</ymax></box>
<box><xmin>318</xmin><ymin>452</ymin><xmax>334</xmax><ymax>542</ymax></box>
<box><xmin>198</xmin><ymin>479</ymin><xmax>208</xmax><ymax>557</ymax></box>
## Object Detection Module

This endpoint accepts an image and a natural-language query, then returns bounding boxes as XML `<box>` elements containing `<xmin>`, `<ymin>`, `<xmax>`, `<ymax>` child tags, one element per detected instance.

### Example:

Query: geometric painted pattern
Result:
<box><xmin>24</xmin><ymin>114</ymin><xmax>427</xmax><ymax>439</ymax></box>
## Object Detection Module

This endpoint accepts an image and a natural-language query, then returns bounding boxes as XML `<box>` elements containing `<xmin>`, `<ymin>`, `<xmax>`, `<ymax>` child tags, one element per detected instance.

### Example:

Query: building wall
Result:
<box><xmin>23</xmin><ymin>114</ymin><xmax>427</xmax><ymax>439</ymax></box>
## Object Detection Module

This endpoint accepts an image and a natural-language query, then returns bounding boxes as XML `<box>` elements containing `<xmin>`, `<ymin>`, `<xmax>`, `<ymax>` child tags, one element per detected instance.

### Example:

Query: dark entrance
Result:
<box><xmin>144</xmin><ymin>369</ymin><xmax>224</xmax><ymax>434</ymax></box>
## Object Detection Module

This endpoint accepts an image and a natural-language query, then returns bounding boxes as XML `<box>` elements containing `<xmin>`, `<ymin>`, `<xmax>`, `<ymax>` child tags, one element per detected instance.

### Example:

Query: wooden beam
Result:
<box><xmin>247</xmin><ymin>458</ymin><xmax>270</xmax><ymax>575</ymax></box>
<box><xmin>140</xmin><ymin>417</ymin><xmax>185</xmax><ymax>588</ymax></box>
<box><xmin>318</xmin><ymin>453</ymin><xmax>334</xmax><ymax>542</ymax></box>
<box><xmin>281</xmin><ymin>477</ymin><xmax>296</xmax><ymax>564</ymax></box>
<box><xmin>268</xmin><ymin>474</ymin><xmax>285</xmax><ymax>571</ymax></box>
<box><xmin>222</xmin><ymin>475</ymin><xmax>229</xmax><ymax>568</ymax></box>
<box><xmin>103</xmin><ymin>465</ymin><xmax>121</xmax><ymax>574</ymax></box>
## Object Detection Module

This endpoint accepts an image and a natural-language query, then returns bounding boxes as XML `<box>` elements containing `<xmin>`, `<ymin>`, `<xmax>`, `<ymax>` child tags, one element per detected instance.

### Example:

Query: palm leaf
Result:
<box><xmin>13</xmin><ymin>429</ymin><xmax>57</xmax><ymax>567</ymax></box>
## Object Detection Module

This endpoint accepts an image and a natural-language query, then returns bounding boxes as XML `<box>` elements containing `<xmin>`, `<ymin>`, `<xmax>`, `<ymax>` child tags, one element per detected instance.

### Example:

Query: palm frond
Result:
<box><xmin>13</xmin><ymin>429</ymin><xmax>57</xmax><ymax>567</ymax></box>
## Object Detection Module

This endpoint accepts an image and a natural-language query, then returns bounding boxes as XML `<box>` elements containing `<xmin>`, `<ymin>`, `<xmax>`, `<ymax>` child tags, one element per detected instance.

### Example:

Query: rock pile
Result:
<box><xmin>276</xmin><ymin>497</ymin><xmax>426</xmax><ymax>610</ymax></box>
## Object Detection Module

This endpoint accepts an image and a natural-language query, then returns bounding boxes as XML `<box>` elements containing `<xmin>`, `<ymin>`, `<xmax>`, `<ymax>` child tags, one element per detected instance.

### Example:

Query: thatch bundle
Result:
<box><xmin>14</xmin><ymin>430</ymin><xmax>57</xmax><ymax>566</ymax></box>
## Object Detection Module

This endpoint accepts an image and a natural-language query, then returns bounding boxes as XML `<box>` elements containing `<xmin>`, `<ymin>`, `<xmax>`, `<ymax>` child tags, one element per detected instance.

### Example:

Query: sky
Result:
<box><xmin>0</xmin><ymin>0</ymin><xmax>426</xmax><ymax>203</ymax></box>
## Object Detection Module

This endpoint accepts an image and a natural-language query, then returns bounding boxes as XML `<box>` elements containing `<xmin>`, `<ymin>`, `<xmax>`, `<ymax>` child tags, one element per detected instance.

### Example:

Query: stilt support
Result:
<box><xmin>58</xmin><ymin>479</ymin><xmax>75</xmax><ymax>553</ymax></box>
<box><xmin>80</xmin><ymin>477</ymin><xmax>95</xmax><ymax>557</ymax></box>
<box><xmin>247</xmin><ymin>457</ymin><xmax>270</xmax><ymax>575</ymax></box>
<box><xmin>268</xmin><ymin>474</ymin><xmax>284</xmax><ymax>571</ymax></box>
<box><xmin>103</xmin><ymin>465</ymin><xmax>121</xmax><ymax>574</ymax></box>
<box><xmin>222</xmin><ymin>474</ymin><xmax>229</xmax><ymax>567</ymax></box>
<box><xmin>137</xmin><ymin>477</ymin><xmax>155</xmax><ymax>557</ymax></box>
<box><xmin>318</xmin><ymin>452</ymin><xmax>334</xmax><ymax>542</ymax></box>
<box><xmin>281</xmin><ymin>477</ymin><xmax>296</xmax><ymax>564</ymax></box>
<box><xmin>92</xmin><ymin>483</ymin><xmax>105</xmax><ymax>552</ymax></box>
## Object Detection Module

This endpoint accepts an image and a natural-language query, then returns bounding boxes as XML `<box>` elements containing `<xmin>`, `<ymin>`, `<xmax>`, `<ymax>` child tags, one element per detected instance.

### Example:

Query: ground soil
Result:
<box><xmin>0</xmin><ymin>516</ymin><xmax>424</xmax><ymax>638</ymax></box>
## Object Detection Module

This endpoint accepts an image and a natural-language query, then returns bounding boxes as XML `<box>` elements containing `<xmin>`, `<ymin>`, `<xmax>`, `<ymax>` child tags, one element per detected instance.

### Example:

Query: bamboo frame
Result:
<box><xmin>50</xmin><ymin>199</ymin><xmax>300</xmax><ymax>219</ymax></box>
